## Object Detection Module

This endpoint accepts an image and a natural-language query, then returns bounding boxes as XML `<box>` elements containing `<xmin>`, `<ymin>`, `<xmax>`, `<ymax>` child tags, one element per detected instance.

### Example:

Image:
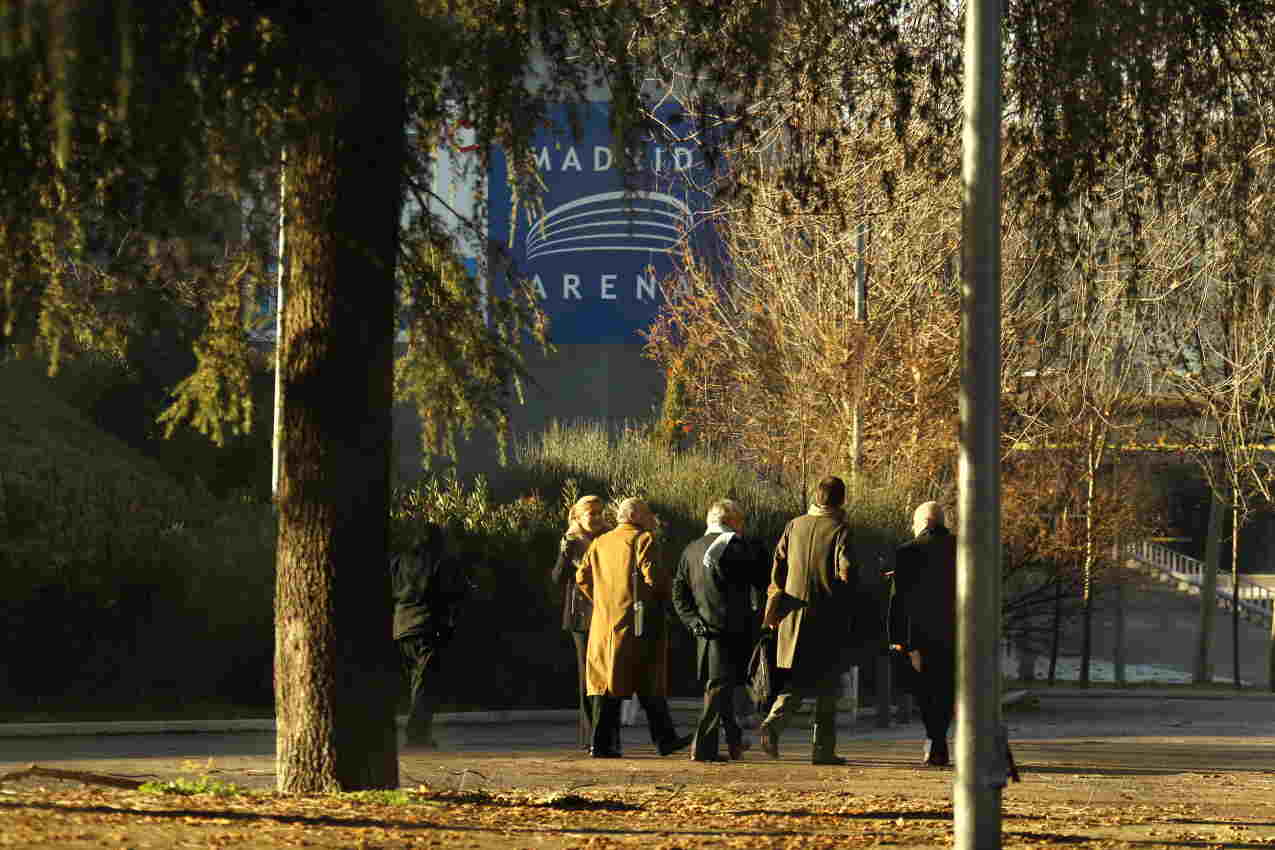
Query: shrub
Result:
<box><xmin>0</xmin><ymin>459</ymin><xmax>275</xmax><ymax>712</ymax></box>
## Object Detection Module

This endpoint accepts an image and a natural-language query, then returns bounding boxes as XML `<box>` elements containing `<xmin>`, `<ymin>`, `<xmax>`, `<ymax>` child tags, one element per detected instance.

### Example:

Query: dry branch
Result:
<box><xmin>0</xmin><ymin>764</ymin><xmax>146</xmax><ymax>790</ymax></box>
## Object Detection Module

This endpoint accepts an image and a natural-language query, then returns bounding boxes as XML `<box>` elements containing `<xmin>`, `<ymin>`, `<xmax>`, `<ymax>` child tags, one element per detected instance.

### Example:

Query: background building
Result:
<box><xmin>396</xmin><ymin>91</ymin><xmax>719</xmax><ymax>486</ymax></box>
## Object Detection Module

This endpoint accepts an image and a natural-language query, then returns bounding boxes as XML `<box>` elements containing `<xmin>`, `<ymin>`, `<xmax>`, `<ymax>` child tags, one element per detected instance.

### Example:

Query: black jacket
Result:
<box><xmin>551</xmin><ymin>534</ymin><xmax>593</xmax><ymax>632</ymax></box>
<box><xmin>390</xmin><ymin>536</ymin><xmax>471</xmax><ymax>643</ymax></box>
<box><xmin>888</xmin><ymin>526</ymin><xmax>957</xmax><ymax>655</ymax></box>
<box><xmin>673</xmin><ymin>532</ymin><xmax>769</xmax><ymax>683</ymax></box>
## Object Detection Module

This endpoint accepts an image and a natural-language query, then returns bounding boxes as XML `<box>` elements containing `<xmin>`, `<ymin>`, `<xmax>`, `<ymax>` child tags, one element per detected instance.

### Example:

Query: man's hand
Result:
<box><xmin>690</xmin><ymin>619</ymin><xmax>719</xmax><ymax>639</ymax></box>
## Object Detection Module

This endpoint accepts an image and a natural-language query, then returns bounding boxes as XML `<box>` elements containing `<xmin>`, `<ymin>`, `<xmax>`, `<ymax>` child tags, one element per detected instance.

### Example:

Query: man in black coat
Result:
<box><xmin>673</xmin><ymin>499</ymin><xmax>769</xmax><ymax>761</ymax></box>
<box><xmin>888</xmin><ymin>501</ymin><xmax>957</xmax><ymax>767</ymax></box>
<box><xmin>390</xmin><ymin>522</ymin><xmax>472</xmax><ymax>750</ymax></box>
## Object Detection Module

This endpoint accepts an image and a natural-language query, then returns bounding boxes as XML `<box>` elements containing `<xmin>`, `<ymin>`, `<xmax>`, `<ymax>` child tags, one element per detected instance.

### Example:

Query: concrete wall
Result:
<box><xmin>391</xmin><ymin>341</ymin><xmax>664</xmax><ymax>488</ymax></box>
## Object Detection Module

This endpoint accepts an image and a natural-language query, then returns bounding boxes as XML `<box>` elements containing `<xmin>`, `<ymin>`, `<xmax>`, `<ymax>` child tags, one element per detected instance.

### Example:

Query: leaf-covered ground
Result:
<box><xmin>3</xmin><ymin>776</ymin><xmax>1275</xmax><ymax>849</ymax></box>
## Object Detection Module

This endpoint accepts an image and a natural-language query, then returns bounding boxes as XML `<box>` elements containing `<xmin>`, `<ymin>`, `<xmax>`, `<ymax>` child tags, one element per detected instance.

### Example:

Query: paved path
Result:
<box><xmin>2</xmin><ymin>689</ymin><xmax>1273</xmax><ymax>798</ymax></box>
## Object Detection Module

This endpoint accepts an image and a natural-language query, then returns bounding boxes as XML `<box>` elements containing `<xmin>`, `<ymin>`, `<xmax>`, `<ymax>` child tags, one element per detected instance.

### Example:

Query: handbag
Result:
<box><xmin>747</xmin><ymin>629</ymin><xmax>776</xmax><ymax>709</ymax></box>
<box><xmin>568</xmin><ymin>584</ymin><xmax>593</xmax><ymax>631</ymax></box>
<box><xmin>630</xmin><ymin>539</ymin><xmax>651</xmax><ymax>638</ymax></box>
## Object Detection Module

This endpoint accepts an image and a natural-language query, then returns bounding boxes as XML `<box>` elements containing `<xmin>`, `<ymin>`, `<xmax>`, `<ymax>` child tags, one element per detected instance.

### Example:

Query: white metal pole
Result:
<box><xmin>272</xmin><ymin>149</ymin><xmax>287</xmax><ymax>502</ymax></box>
<box><xmin>955</xmin><ymin>0</ymin><xmax>1005</xmax><ymax>845</ymax></box>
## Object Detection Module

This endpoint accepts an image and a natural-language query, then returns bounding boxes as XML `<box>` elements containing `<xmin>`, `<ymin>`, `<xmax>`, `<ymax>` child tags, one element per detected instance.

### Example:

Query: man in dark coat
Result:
<box><xmin>888</xmin><ymin>501</ymin><xmax>957</xmax><ymax>766</ymax></box>
<box><xmin>758</xmin><ymin>475</ymin><xmax>863</xmax><ymax>765</ymax></box>
<box><xmin>673</xmin><ymin>498</ymin><xmax>769</xmax><ymax>761</ymax></box>
<box><xmin>390</xmin><ymin>522</ymin><xmax>472</xmax><ymax>749</ymax></box>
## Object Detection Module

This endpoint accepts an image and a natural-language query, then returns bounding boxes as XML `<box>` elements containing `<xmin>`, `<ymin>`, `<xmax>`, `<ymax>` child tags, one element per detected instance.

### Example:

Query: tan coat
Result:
<box><xmin>576</xmin><ymin>522</ymin><xmax>670</xmax><ymax>696</ymax></box>
<box><xmin>771</xmin><ymin>509</ymin><xmax>858</xmax><ymax>690</ymax></box>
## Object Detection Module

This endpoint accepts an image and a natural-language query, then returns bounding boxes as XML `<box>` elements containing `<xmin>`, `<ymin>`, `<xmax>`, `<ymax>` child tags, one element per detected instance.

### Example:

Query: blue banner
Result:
<box><xmin>488</xmin><ymin>102</ymin><xmax>718</xmax><ymax>344</ymax></box>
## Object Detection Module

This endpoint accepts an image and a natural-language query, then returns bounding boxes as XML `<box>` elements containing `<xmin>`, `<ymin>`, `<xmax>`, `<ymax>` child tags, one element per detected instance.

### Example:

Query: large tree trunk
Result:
<box><xmin>274</xmin><ymin>2</ymin><xmax>406</xmax><ymax>793</ymax></box>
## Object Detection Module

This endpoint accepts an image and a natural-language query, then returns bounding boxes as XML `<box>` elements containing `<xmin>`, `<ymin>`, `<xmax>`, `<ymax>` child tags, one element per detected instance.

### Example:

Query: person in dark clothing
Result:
<box><xmin>550</xmin><ymin>494</ymin><xmax>611</xmax><ymax>750</ymax></box>
<box><xmin>759</xmin><ymin>475</ymin><xmax>866</xmax><ymax>765</ymax></box>
<box><xmin>673</xmin><ymin>499</ymin><xmax>769</xmax><ymax>762</ymax></box>
<box><xmin>390</xmin><ymin>522</ymin><xmax>472</xmax><ymax>750</ymax></box>
<box><xmin>887</xmin><ymin>501</ymin><xmax>957</xmax><ymax>767</ymax></box>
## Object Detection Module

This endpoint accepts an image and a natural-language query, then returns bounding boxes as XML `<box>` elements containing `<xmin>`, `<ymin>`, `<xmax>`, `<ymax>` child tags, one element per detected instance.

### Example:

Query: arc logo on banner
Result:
<box><xmin>488</xmin><ymin>102</ymin><xmax>717</xmax><ymax>344</ymax></box>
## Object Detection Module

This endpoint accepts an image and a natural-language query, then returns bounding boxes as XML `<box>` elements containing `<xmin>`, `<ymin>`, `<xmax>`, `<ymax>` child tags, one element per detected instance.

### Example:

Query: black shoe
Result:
<box><xmin>923</xmin><ymin>739</ymin><xmax>950</xmax><ymax>767</ymax></box>
<box><xmin>812</xmin><ymin>754</ymin><xmax>847</xmax><ymax>766</ymax></box>
<box><xmin>590</xmin><ymin>748</ymin><xmax>623</xmax><ymax>758</ymax></box>
<box><xmin>691</xmin><ymin>752</ymin><xmax>727</xmax><ymax>762</ymax></box>
<box><xmin>727</xmin><ymin>739</ymin><xmax>750</xmax><ymax>761</ymax></box>
<box><xmin>658</xmin><ymin>734</ymin><xmax>694</xmax><ymax>756</ymax></box>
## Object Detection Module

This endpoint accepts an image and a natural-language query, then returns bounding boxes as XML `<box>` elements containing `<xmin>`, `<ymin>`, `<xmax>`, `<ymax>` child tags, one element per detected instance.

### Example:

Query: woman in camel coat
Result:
<box><xmin>576</xmin><ymin>497</ymin><xmax>690</xmax><ymax>758</ymax></box>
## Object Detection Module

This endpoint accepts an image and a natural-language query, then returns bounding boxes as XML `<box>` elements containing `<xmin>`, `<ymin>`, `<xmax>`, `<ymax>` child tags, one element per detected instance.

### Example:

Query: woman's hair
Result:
<box><xmin>566</xmin><ymin>494</ymin><xmax>605</xmax><ymax>535</ymax></box>
<box><xmin>706</xmin><ymin>499</ymin><xmax>743</xmax><ymax>529</ymax></box>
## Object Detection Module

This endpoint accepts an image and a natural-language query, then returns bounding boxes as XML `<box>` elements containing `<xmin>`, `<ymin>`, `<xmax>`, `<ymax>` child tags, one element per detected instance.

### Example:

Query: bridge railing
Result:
<box><xmin>1122</xmin><ymin>540</ymin><xmax>1274</xmax><ymax>628</ymax></box>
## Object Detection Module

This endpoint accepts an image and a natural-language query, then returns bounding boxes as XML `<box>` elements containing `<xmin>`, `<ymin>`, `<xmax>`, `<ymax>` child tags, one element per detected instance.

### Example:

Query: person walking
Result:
<box><xmin>390</xmin><ymin>522</ymin><xmax>472</xmax><ymax>750</ymax></box>
<box><xmin>887</xmin><ymin>501</ymin><xmax>957</xmax><ymax>767</ymax></box>
<box><xmin>673</xmin><ymin>498</ymin><xmax>769</xmax><ymax>761</ymax></box>
<box><xmin>576</xmin><ymin>497</ymin><xmax>692</xmax><ymax>758</ymax></box>
<box><xmin>551</xmin><ymin>494</ymin><xmax>611</xmax><ymax>750</ymax></box>
<box><xmin>758</xmin><ymin>475</ymin><xmax>863</xmax><ymax>765</ymax></box>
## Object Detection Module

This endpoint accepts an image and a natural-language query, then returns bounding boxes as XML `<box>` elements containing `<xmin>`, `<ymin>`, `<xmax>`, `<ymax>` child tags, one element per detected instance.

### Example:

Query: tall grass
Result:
<box><xmin>514</xmin><ymin>420</ymin><xmax>912</xmax><ymax>564</ymax></box>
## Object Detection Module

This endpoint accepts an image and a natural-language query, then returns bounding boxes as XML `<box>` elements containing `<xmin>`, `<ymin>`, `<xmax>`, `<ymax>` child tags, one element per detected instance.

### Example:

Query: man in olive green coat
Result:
<box><xmin>577</xmin><ymin>497</ymin><xmax>692</xmax><ymax>758</ymax></box>
<box><xmin>759</xmin><ymin>475</ymin><xmax>863</xmax><ymax>765</ymax></box>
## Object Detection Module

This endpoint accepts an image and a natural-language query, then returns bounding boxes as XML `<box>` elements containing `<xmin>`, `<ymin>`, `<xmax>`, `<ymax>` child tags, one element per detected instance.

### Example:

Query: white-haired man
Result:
<box><xmin>888</xmin><ymin>501</ymin><xmax>957</xmax><ymax>767</ymax></box>
<box><xmin>673</xmin><ymin>499</ymin><xmax>769</xmax><ymax>761</ymax></box>
<box><xmin>577</xmin><ymin>497</ymin><xmax>692</xmax><ymax>758</ymax></box>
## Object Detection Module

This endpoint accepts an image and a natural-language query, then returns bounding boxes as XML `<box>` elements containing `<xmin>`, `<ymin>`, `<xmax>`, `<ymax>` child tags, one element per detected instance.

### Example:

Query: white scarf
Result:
<box><xmin>807</xmin><ymin>504</ymin><xmax>844</xmax><ymax>519</ymax></box>
<box><xmin>702</xmin><ymin>524</ymin><xmax>736</xmax><ymax>572</ymax></box>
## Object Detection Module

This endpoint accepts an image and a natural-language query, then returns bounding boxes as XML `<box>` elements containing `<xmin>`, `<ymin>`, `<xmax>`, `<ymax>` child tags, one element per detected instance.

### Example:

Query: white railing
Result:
<box><xmin>1122</xmin><ymin>540</ymin><xmax>1274</xmax><ymax>629</ymax></box>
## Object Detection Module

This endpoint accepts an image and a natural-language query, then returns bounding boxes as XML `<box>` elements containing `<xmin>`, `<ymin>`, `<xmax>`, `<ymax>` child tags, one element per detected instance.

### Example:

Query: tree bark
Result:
<box><xmin>1078</xmin><ymin>426</ymin><xmax>1099</xmax><ymax>688</ymax></box>
<box><xmin>1232</xmin><ymin>497</ymin><xmax>1241</xmax><ymax>690</ymax></box>
<box><xmin>1048</xmin><ymin>584</ymin><xmax>1061</xmax><ymax>685</ymax></box>
<box><xmin>1195</xmin><ymin>488</ymin><xmax>1224</xmax><ymax>684</ymax></box>
<box><xmin>274</xmin><ymin>2</ymin><xmax>405</xmax><ymax>793</ymax></box>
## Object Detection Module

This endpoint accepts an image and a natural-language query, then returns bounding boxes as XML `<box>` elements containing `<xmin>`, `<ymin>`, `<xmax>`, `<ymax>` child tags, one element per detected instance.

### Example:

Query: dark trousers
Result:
<box><xmin>692</xmin><ymin>678</ymin><xmax>742</xmax><ymax>759</ymax></box>
<box><xmin>894</xmin><ymin>647</ymin><xmax>954</xmax><ymax>742</ymax></box>
<box><xmin>398</xmin><ymin>635</ymin><xmax>440</xmax><ymax>746</ymax></box>
<box><xmin>570</xmin><ymin>631</ymin><xmax>592</xmax><ymax>748</ymax></box>
<box><xmin>916</xmin><ymin>658</ymin><xmax>955</xmax><ymax>743</ymax></box>
<box><xmin>590</xmin><ymin>694</ymin><xmax>677</xmax><ymax>754</ymax></box>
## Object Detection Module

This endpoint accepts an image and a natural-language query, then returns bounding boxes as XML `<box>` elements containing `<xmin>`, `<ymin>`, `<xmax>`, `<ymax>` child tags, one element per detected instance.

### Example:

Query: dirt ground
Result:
<box><xmin>3</xmin><ymin>690</ymin><xmax>1275</xmax><ymax>848</ymax></box>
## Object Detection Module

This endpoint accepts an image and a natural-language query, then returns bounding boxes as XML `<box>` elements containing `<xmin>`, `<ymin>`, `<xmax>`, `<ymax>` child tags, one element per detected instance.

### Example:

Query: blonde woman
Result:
<box><xmin>551</xmin><ymin>495</ymin><xmax>610</xmax><ymax>750</ymax></box>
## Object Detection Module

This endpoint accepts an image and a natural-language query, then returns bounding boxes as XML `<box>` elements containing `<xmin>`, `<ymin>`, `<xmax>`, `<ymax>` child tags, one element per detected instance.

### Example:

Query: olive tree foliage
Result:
<box><xmin>0</xmin><ymin>0</ymin><xmax>651</xmax><ymax>795</ymax></box>
<box><xmin>0</xmin><ymin>0</ymin><xmax>641</xmax><ymax>455</ymax></box>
